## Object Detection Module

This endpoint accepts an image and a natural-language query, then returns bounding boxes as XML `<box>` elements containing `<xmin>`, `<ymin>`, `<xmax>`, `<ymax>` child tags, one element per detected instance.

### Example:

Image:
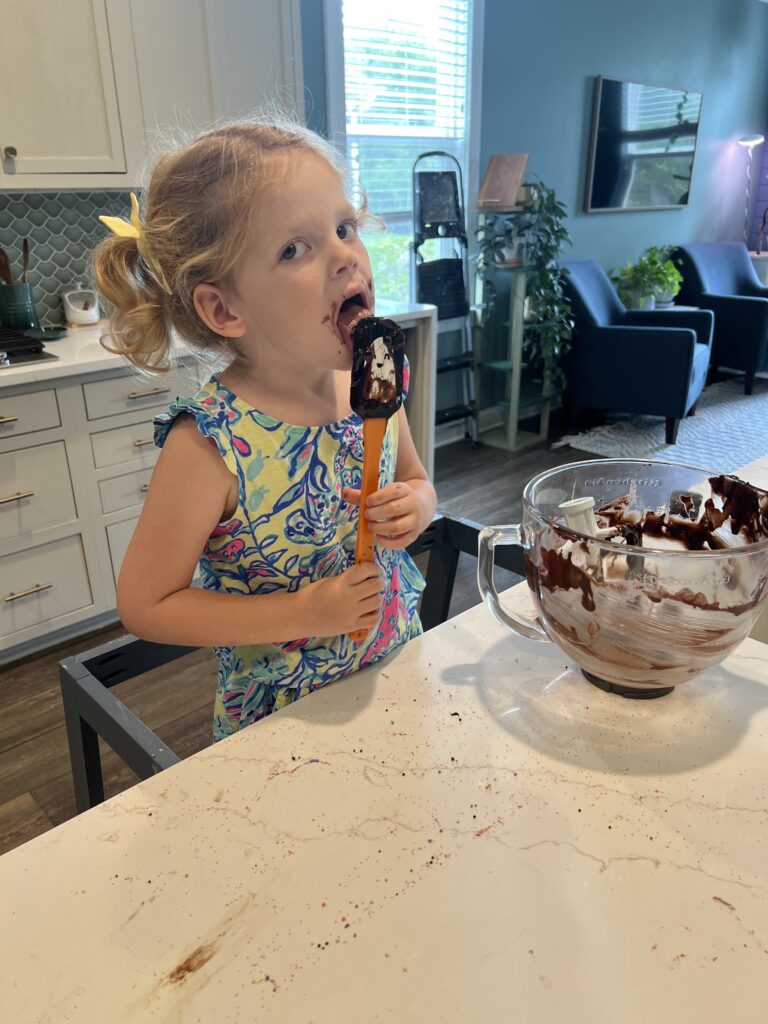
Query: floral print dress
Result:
<box><xmin>153</xmin><ymin>359</ymin><xmax>425</xmax><ymax>741</ymax></box>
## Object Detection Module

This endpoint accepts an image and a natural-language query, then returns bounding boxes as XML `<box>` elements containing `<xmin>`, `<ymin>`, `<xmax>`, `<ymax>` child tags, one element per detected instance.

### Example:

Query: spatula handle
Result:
<box><xmin>350</xmin><ymin>416</ymin><xmax>387</xmax><ymax>644</ymax></box>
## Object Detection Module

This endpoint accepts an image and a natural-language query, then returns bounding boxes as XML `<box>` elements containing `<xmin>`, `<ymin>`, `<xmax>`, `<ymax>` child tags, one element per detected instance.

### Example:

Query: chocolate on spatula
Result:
<box><xmin>348</xmin><ymin>315</ymin><xmax>406</xmax><ymax>643</ymax></box>
<box><xmin>350</xmin><ymin>315</ymin><xmax>406</xmax><ymax>418</ymax></box>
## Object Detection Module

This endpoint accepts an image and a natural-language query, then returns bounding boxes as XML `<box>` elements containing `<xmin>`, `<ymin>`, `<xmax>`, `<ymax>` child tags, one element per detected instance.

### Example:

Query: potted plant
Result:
<box><xmin>644</xmin><ymin>245</ymin><xmax>683</xmax><ymax>307</ymax></box>
<box><xmin>475</xmin><ymin>177</ymin><xmax>573</xmax><ymax>391</ymax></box>
<box><xmin>610</xmin><ymin>247</ymin><xmax>683</xmax><ymax>309</ymax></box>
<box><xmin>610</xmin><ymin>256</ymin><xmax>658</xmax><ymax>310</ymax></box>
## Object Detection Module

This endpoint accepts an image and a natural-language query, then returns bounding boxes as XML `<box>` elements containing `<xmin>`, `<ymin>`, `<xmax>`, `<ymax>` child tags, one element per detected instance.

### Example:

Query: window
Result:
<box><xmin>326</xmin><ymin>0</ymin><xmax>477</xmax><ymax>301</ymax></box>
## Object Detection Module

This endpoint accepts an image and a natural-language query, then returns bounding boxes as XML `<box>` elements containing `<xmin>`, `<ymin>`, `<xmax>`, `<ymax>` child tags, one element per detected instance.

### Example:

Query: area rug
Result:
<box><xmin>554</xmin><ymin>376</ymin><xmax>768</xmax><ymax>473</ymax></box>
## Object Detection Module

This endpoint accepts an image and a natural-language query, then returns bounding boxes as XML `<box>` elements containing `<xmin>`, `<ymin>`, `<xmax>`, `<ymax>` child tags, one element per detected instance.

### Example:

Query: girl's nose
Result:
<box><xmin>332</xmin><ymin>234</ymin><xmax>358</xmax><ymax>275</ymax></box>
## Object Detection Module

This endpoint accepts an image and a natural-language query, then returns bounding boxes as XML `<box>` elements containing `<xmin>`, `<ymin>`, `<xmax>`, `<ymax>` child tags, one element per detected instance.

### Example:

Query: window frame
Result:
<box><xmin>323</xmin><ymin>0</ymin><xmax>485</xmax><ymax>291</ymax></box>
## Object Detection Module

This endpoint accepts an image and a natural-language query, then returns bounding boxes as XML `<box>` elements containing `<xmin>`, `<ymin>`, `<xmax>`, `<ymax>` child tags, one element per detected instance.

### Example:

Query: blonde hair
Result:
<box><xmin>92</xmin><ymin>118</ymin><xmax>350</xmax><ymax>372</ymax></box>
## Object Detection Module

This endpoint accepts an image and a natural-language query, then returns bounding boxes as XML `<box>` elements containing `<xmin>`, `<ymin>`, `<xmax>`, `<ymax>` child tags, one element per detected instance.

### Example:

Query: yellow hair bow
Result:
<box><xmin>99</xmin><ymin>192</ymin><xmax>172</xmax><ymax>295</ymax></box>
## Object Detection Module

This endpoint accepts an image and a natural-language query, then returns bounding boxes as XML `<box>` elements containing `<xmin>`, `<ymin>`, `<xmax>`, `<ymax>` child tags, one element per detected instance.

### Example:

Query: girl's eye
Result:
<box><xmin>280</xmin><ymin>240</ymin><xmax>309</xmax><ymax>261</ymax></box>
<box><xmin>337</xmin><ymin>219</ymin><xmax>359</xmax><ymax>241</ymax></box>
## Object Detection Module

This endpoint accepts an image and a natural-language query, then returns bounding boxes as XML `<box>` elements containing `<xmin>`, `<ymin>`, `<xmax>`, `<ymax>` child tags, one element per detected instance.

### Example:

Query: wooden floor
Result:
<box><xmin>0</xmin><ymin>437</ymin><xmax>590</xmax><ymax>856</ymax></box>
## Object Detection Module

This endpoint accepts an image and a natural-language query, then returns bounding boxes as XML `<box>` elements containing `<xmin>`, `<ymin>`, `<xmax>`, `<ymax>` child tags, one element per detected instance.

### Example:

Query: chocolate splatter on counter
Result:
<box><xmin>167</xmin><ymin>940</ymin><xmax>218</xmax><ymax>985</ymax></box>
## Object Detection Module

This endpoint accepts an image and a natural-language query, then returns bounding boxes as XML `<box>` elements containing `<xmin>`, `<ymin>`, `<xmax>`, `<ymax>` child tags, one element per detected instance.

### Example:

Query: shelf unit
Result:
<box><xmin>474</xmin><ymin>211</ymin><xmax>558</xmax><ymax>452</ymax></box>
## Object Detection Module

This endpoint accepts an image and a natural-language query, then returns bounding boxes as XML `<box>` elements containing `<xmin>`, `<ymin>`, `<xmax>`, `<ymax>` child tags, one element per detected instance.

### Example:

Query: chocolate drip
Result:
<box><xmin>536</xmin><ymin>543</ymin><xmax>596</xmax><ymax>612</ymax></box>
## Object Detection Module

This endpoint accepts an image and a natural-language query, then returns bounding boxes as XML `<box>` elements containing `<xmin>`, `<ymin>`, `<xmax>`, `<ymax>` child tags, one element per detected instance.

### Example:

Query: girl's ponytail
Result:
<box><xmin>92</xmin><ymin>232</ymin><xmax>174</xmax><ymax>372</ymax></box>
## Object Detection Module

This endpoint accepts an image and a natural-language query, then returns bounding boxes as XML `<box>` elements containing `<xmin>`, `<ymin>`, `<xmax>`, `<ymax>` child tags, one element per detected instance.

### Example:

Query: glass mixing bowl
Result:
<box><xmin>478</xmin><ymin>459</ymin><xmax>768</xmax><ymax>697</ymax></box>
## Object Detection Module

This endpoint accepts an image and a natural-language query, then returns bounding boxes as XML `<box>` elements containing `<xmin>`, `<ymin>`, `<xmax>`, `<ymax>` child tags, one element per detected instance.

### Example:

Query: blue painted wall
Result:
<box><xmin>480</xmin><ymin>0</ymin><xmax>768</xmax><ymax>272</ymax></box>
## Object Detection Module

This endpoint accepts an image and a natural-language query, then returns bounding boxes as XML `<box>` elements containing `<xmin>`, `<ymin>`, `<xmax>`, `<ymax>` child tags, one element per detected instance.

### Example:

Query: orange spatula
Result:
<box><xmin>349</xmin><ymin>315</ymin><xmax>406</xmax><ymax>643</ymax></box>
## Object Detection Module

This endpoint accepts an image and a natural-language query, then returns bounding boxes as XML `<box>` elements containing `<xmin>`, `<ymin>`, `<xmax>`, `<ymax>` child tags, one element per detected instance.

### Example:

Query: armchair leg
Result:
<box><xmin>745</xmin><ymin>371</ymin><xmax>755</xmax><ymax>396</ymax></box>
<box><xmin>686</xmin><ymin>400</ymin><xmax>698</xmax><ymax>417</ymax></box>
<box><xmin>665</xmin><ymin>418</ymin><xmax>680</xmax><ymax>445</ymax></box>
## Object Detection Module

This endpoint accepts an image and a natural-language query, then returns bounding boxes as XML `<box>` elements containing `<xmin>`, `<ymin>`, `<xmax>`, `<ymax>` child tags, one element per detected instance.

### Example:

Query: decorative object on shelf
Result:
<box><xmin>738</xmin><ymin>134</ymin><xmax>765</xmax><ymax>243</ymax></box>
<box><xmin>477</xmin><ymin>153</ymin><xmax>529</xmax><ymax>210</ymax></box>
<box><xmin>610</xmin><ymin>246</ymin><xmax>683</xmax><ymax>310</ymax></box>
<box><xmin>516</xmin><ymin>184</ymin><xmax>537</xmax><ymax>207</ymax></box>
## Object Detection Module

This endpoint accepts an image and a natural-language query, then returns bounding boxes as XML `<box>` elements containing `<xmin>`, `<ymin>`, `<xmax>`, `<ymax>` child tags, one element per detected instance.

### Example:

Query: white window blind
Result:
<box><xmin>338</xmin><ymin>0</ymin><xmax>472</xmax><ymax>300</ymax></box>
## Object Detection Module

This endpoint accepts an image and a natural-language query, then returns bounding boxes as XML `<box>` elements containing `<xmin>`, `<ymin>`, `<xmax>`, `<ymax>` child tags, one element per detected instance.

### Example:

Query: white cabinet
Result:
<box><xmin>0</xmin><ymin>535</ymin><xmax>94</xmax><ymax>641</ymax></box>
<box><xmin>0</xmin><ymin>441</ymin><xmax>78</xmax><ymax>543</ymax></box>
<box><xmin>0</xmin><ymin>359</ymin><xmax>197</xmax><ymax>661</ymax></box>
<box><xmin>118</xmin><ymin>0</ymin><xmax>304</xmax><ymax>131</ymax></box>
<box><xmin>0</xmin><ymin>0</ymin><xmax>126</xmax><ymax>176</ymax></box>
<box><xmin>1</xmin><ymin>0</ymin><xmax>304</xmax><ymax>190</ymax></box>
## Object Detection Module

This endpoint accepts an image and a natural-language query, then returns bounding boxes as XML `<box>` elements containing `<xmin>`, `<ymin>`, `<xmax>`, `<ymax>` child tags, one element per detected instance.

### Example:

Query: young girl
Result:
<box><xmin>93</xmin><ymin>120</ymin><xmax>436</xmax><ymax>742</ymax></box>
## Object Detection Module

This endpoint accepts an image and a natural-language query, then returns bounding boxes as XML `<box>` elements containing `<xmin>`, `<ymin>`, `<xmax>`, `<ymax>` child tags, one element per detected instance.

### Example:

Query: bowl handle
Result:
<box><xmin>477</xmin><ymin>525</ymin><xmax>549</xmax><ymax>642</ymax></box>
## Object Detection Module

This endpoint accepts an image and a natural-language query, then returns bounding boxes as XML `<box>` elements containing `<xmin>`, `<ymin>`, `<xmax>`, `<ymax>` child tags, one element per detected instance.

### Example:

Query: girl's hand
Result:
<box><xmin>343</xmin><ymin>482</ymin><xmax>428</xmax><ymax>550</ymax></box>
<box><xmin>305</xmin><ymin>563</ymin><xmax>385</xmax><ymax>636</ymax></box>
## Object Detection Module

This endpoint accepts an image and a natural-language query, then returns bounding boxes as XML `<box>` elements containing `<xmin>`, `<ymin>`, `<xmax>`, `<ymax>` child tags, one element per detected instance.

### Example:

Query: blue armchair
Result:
<box><xmin>674</xmin><ymin>242</ymin><xmax>768</xmax><ymax>394</ymax></box>
<box><xmin>560</xmin><ymin>260</ymin><xmax>714</xmax><ymax>444</ymax></box>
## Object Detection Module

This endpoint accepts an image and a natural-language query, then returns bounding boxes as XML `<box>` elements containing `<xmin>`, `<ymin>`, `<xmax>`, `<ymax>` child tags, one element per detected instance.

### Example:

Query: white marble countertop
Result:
<box><xmin>0</xmin><ymin>302</ymin><xmax>436</xmax><ymax>389</ymax></box>
<box><xmin>1</xmin><ymin>577</ymin><xmax>768</xmax><ymax>1021</ymax></box>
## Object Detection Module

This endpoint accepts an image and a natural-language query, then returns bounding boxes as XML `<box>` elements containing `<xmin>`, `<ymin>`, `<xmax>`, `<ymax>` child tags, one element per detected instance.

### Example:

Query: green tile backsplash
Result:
<box><xmin>0</xmin><ymin>191</ymin><xmax>130</xmax><ymax>325</ymax></box>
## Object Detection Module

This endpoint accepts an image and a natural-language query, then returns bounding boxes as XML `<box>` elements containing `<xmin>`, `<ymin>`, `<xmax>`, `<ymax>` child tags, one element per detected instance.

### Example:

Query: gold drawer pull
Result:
<box><xmin>0</xmin><ymin>490</ymin><xmax>34</xmax><ymax>506</ymax></box>
<box><xmin>4</xmin><ymin>582</ymin><xmax>52</xmax><ymax>603</ymax></box>
<box><xmin>132</xmin><ymin>438</ymin><xmax>154</xmax><ymax>448</ymax></box>
<box><xmin>0</xmin><ymin>415</ymin><xmax>19</xmax><ymax>425</ymax></box>
<box><xmin>127</xmin><ymin>387</ymin><xmax>170</xmax><ymax>400</ymax></box>
<box><xmin>140</xmin><ymin>484</ymin><xmax>149</xmax><ymax>493</ymax></box>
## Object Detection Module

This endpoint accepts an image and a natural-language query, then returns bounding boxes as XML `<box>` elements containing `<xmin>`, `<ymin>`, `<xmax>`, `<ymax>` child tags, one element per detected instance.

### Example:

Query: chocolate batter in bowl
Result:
<box><xmin>478</xmin><ymin>459</ymin><xmax>768</xmax><ymax>698</ymax></box>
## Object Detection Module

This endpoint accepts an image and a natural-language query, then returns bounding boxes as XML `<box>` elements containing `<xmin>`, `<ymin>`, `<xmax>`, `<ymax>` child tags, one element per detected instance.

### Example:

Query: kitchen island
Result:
<box><xmin>1</xmin><ymin>572</ymin><xmax>767</xmax><ymax>1021</ymax></box>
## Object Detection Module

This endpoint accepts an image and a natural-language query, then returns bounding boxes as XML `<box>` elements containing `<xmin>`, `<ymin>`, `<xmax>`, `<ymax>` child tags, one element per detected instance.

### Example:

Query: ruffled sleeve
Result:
<box><xmin>153</xmin><ymin>391</ymin><xmax>239</xmax><ymax>478</ymax></box>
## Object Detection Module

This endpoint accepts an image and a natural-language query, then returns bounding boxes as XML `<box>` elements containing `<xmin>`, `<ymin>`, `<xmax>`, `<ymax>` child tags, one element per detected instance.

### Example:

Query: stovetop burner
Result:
<box><xmin>0</xmin><ymin>326</ymin><xmax>60</xmax><ymax>368</ymax></box>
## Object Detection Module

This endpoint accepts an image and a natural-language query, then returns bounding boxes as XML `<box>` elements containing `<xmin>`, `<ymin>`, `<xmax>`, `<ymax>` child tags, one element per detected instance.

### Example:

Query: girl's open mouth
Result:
<box><xmin>336</xmin><ymin>292</ymin><xmax>372</xmax><ymax>347</ymax></box>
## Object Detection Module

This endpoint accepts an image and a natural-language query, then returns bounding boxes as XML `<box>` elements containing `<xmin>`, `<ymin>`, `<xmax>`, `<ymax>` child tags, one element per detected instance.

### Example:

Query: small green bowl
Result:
<box><xmin>27</xmin><ymin>327</ymin><xmax>67</xmax><ymax>341</ymax></box>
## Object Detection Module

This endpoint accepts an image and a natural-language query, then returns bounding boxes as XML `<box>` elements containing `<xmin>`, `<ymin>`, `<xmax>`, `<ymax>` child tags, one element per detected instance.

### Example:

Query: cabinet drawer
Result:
<box><xmin>107</xmin><ymin>517</ymin><xmax>138</xmax><ymax>585</ymax></box>
<box><xmin>99</xmin><ymin>467</ymin><xmax>152</xmax><ymax>514</ymax></box>
<box><xmin>83</xmin><ymin>374</ymin><xmax>178</xmax><ymax>420</ymax></box>
<box><xmin>91</xmin><ymin>421</ymin><xmax>159</xmax><ymax>469</ymax></box>
<box><xmin>0</xmin><ymin>441</ymin><xmax>77</xmax><ymax>542</ymax></box>
<box><xmin>0</xmin><ymin>535</ymin><xmax>93</xmax><ymax>639</ymax></box>
<box><xmin>0</xmin><ymin>389</ymin><xmax>60</xmax><ymax>438</ymax></box>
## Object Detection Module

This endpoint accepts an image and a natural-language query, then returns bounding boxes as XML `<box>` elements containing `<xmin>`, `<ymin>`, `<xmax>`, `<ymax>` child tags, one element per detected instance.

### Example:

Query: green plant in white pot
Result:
<box><xmin>610</xmin><ymin>256</ymin><xmax>658</xmax><ymax>310</ymax></box>
<box><xmin>610</xmin><ymin>248</ymin><xmax>683</xmax><ymax>310</ymax></box>
<box><xmin>644</xmin><ymin>246</ymin><xmax>683</xmax><ymax>307</ymax></box>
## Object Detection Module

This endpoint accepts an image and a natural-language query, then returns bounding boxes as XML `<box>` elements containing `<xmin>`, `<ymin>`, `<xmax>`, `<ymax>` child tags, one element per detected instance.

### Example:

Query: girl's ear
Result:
<box><xmin>193</xmin><ymin>282</ymin><xmax>247</xmax><ymax>338</ymax></box>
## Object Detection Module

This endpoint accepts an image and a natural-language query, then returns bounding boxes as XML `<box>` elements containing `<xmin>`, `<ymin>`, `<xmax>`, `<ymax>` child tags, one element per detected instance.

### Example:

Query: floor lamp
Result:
<box><xmin>738</xmin><ymin>134</ymin><xmax>765</xmax><ymax>245</ymax></box>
